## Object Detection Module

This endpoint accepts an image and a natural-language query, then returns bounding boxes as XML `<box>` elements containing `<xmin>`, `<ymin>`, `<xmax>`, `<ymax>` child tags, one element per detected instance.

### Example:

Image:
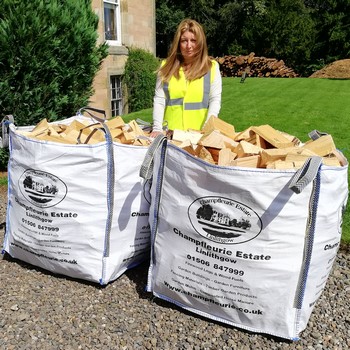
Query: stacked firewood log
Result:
<box><xmin>170</xmin><ymin>116</ymin><xmax>345</xmax><ymax>169</ymax></box>
<box><xmin>16</xmin><ymin>117</ymin><xmax>152</xmax><ymax>146</ymax></box>
<box><xmin>215</xmin><ymin>52</ymin><xmax>298</xmax><ymax>78</ymax></box>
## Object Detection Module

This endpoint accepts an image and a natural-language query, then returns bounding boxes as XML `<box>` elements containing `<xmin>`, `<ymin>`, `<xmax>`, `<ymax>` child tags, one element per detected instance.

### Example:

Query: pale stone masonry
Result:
<box><xmin>90</xmin><ymin>0</ymin><xmax>156</xmax><ymax>118</ymax></box>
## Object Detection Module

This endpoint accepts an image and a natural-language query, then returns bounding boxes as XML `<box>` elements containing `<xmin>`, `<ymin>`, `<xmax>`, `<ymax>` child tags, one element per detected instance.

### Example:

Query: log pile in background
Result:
<box><xmin>216</xmin><ymin>52</ymin><xmax>299</xmax><ymax>78</ymax></box>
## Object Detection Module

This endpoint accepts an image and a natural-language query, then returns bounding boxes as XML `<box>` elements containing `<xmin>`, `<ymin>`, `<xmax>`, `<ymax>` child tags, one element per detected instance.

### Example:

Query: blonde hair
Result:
<box><xmin>158</xmin><ymin>19</ymin><xmax>212</xmax><ymax>82</ymax></box>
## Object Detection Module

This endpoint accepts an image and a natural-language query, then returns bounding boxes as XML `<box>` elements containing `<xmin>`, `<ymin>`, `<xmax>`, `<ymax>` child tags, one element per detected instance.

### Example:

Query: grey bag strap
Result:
<box><xmin>308</xmin><ymin>129</ymin><xmax>328</xmax><ymax>141</ymax></box>
<box><xmin>76</xmin><ymin>106</ymin><xmax>113</xmax><ymax>144</ymax></box>
<box><xmin>136</xmin><ymin>118</ymin><xmax>152</xmax><ymax>127</ymax></box>
<box><xmin>140</xmin><ymin>134</ymin><xmax>167</xmax><ymax>180</ymax></box>
<box><xmin>0</xmin><ymin>115</ymin><xmax>15</xmax><ymax>148</ymax></box>
<box><xmin>77</xmin><ymin>107</ymin><xmax>115</xmax><ymax>262</ymax></box>
<box><xmin>77</xmin><ymin>106</ymin><xmax>107</xmax><ymax>123</ymax></box>
<box><xmin>289</xmin><ymin>156</ymin><xmax>323</xmax><ymax>194</ymax></box>
<box><xmin>136</xmin><ymin>118</ymin><xmax>169</xmax><ymax>133</ymax></box>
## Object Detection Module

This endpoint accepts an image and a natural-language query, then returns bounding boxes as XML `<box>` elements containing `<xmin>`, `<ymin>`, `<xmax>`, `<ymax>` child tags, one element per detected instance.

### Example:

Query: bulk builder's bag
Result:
<box><xmin>142</xmin><ymin>135</ymin><xmax>348</xmax><ymax>340</ymax></box>
<box><xmin>1</xmin><ymin>111</ymin><xmax>151</xmax><ymax>284</ymax></box>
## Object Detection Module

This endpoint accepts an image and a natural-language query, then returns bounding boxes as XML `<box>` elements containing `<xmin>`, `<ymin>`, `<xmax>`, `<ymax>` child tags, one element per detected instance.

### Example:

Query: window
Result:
<box><xmin>110</xmin><ymin>75</ymin><xmax>123</xmax><ymax>117</ymax></box>
<box><xmin>104</xmin><ymin>0</ymin><xmax>121</xmax><ymax>44</ymax></box>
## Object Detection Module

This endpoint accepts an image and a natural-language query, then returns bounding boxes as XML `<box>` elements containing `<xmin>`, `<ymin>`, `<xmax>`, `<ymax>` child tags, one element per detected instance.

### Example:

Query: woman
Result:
<box><xmin>151</xmin><ymin>19</ymin><xmax>222</xmax><ymax>137</ymax></box>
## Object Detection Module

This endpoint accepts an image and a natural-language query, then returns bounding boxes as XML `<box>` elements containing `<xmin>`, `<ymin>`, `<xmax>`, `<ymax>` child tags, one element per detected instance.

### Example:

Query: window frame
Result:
<box><xmin>103</xmin><ymin>0</ymin><xmax>121</xmax><ymax>46</ymax></box>
<box><xmin>110</xmin><ymin>75</ymin><xmax>123</xmax><ymax>117</ymax></box>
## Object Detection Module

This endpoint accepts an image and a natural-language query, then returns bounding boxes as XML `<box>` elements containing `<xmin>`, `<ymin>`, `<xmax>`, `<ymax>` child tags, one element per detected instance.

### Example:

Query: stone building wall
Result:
<box><xmin>89</xmin><ymin>0</ymin><xmax>156</xmax><ymax>118</ymax></box>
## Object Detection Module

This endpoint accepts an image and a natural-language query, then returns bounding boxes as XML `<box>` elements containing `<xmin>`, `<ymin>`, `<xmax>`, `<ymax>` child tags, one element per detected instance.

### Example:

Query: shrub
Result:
<box><xmin>0</xmin><ymin>0</ymin><xmax>108</xmax><ymax>127</ymax></box>
<box><xmin>0</xmin><ymin>149</ymin><xmax>8</xmax><ymax>171</ymax></box>
<box><xmin>124</xmin><ymin>48</ymin><xmax>160</xmax><ymax>113</ymax></box>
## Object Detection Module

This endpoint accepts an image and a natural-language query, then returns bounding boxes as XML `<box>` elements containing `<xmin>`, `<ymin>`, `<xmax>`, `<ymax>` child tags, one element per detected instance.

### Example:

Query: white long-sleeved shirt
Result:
<box><xmin>152</xmin><ymin>62</ymin><xmax>222</xmax><ymax>131</ymax></box>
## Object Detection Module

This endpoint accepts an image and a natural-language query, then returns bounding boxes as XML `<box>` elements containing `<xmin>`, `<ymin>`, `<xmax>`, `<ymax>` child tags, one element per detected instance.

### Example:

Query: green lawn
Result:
<box><xmin>125</xmin><ymin>77</ymin><xmax>350</xmax><ymax>244</ymax></box>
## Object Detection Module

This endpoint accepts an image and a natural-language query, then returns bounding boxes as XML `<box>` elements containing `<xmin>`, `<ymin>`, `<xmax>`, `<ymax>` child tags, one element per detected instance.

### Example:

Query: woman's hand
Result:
<box><xmin>150</xmin><ymin>130</ymin><xmax>164</xmax><ymax>138</ymax></box>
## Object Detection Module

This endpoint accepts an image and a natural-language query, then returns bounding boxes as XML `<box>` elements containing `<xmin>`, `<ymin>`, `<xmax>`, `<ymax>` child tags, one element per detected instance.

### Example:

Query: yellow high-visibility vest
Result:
<box><xmin>163</xmin><ymin>60</ymin><xmax>217</xmax><ymax>130</ymax></box>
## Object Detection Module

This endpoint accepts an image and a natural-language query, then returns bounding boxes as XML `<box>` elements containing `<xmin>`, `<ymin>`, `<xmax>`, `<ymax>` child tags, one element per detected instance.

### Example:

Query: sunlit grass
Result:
<box><xmin>0</xmin><ymin>174</ymin><xmax>7</xmax><ymax>186</ymax></box>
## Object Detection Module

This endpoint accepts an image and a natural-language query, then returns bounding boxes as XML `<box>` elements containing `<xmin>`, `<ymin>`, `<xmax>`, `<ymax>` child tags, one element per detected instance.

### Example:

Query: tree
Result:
<box><xmin>155</xmin><ymin>0</ymin><xmax>217</xmax><ymax>57</ymax></box>
<box><xmin>196</xmin><ymin>204</ymin><xmax>214</xmax><ymax>220</ymax></box>
<box><xmin>0</xmin><ymin>0</ymin><xmax>108</xmax><ymax>126</ymax></box>
<box><xmin>304</xmin><ymin>0</ymin><xmax>350</xmax><ymax>63</ymax></box>
<box><xmin>155</xmin><ymin>0</ymin><xmax>349</xmax><ymax>75</ymax></box>
<box><xmin>241</xmin><ymin>0</ymin><xmax>315</xmax><ymax>74</ymax></box>
<box><xmin>155</xmin><ymin>0</ymin><xmax>185</xmax><ymax>58</ymax></box>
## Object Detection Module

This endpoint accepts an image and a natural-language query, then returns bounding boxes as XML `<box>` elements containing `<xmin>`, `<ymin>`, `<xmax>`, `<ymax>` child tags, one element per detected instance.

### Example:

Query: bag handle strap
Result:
<box><xmin>77</xmin><ymin>107</ymin><xmax>115</xmax><ymax>264</ymax></box>
<box><xmin>76</xmin><ymin>124</ymin><xmax>101</xmax><ymax>144</ymax></box>
<box><xmin>308</xmin><ymin>129</ymin><xmax>328</xmax><ymax>141</ymax></box>
<box><xmin>289</xmin><ymin>156</ymin><xmax>323</xmax><ymax>194</ymax></box>
<box><xmin>0</xmin><ymin>115</ymin><xmax>15</xmax><ymax>148</ymax></box>
<box><xmin>136</xmin><ymin>118</ymin><xmax>168</xmax><ymax>133</ymax></box>
<box><xmin>140</xmin><ymin>134</ymin><xmax>167</xmax><ymax>180</ymax></box>
<box><xmin>77</xmin><ymin>106</ymin><xmax>107</xmax><ymax>124</ymax></box>
<box><xmin>135</xmin><ymin>118</ymin><xmax>152</xmax><ymax>127</ymax></box>
<box><xmin>76</xmin><ymin>106</ymin><xmax>113</xmax><ymax>145</ymax></box>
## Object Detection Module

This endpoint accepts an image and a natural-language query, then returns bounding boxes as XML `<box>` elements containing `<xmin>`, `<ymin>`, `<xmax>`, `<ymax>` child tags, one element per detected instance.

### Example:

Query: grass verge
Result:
<box><xmin>0</xmin><ymin>173</ymin><xmax>7</xmax><ymax>186</ymax></box>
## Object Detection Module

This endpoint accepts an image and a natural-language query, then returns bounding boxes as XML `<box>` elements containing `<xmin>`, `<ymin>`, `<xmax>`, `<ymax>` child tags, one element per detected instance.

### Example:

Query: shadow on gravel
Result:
<box><xmin>124</xmin><ymin>259</ymin><xmax>151</xmax><ymax>297</ymax></box>
<box><xmin>1</xmin><ymin>245</ymin><xmax>162</xmax><ymax>294</ymax></box>
<box><xmin>0</xmin><ymin>251</ymin><xmax>106</xmax><ymax>289</ymax></box>
<box><xmin>340</xmin><ymin>242</ymin><xmax>350</xmax><ymax>254</ymax></box>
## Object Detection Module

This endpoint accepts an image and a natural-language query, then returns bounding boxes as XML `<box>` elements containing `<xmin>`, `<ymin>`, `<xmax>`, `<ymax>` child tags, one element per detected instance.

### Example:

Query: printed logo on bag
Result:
<box><xmin>19</xmin><ymin>169</ymin><xmax>67</xmax><ymax>208</ymax></box>
<box><xmin>188</xmin><ymin>196</ymin><xmax>262</xmax><ymax>244</ymax></box>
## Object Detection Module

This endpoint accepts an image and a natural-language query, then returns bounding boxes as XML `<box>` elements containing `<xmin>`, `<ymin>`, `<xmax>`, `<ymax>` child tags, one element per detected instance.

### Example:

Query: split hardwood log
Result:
<box><xmin>218</xmin><ymin>148</ymin><xmax>237</xmax><ymax>166</ymax></box>
<box><xmin>251</xmin><ymin>125</ymin><xmax>295</xmax><ymax>149</ymax></box>
<box><xmin>172</xmin><ymin>129</ymin><xmax>203</xmax><ymax>144</ymax></box>
<box><xmin>302</xmin><ymin>135</ymin><xmax>336</xmax><ymax>156</ymax></box>
<box><xmin>202</xmin><ymin>116</ymin><xmax>236</xmax><ymax>139</ymax></box>
<box><xmin>199</xmin><ymin>130</ymin><xmax>226</xmax><ymax>149</ymax></box>
<box><xmin>260</xmin><ymin>148</ymin><xmax>291</xmax><ymax>168</ymax></box>
<box><xmin>235</xmin><ymin>140</ymin><xmax>261</xmax><ymax>157</ymax></box>
<box><xmin>231</xmin><ymin>155</ymin><xmax>261</xmax><ymax>168</ymax></box>
<box><xmin>197</xmin><ymin>145</ymin><xmax>215</xmax><ymax>164</ymax></box>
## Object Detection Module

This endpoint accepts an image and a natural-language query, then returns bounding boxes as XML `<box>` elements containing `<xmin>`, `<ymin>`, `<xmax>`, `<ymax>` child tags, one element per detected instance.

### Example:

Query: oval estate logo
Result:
<box><xmin>188</xmin><ymin>196</ymin><xmax>262</xmax><ymax>244</ymax></box>
<box><xmin>19</xmin><ymin>169</ymin><xmax>67</xmax><ymax>208</ymax></box>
